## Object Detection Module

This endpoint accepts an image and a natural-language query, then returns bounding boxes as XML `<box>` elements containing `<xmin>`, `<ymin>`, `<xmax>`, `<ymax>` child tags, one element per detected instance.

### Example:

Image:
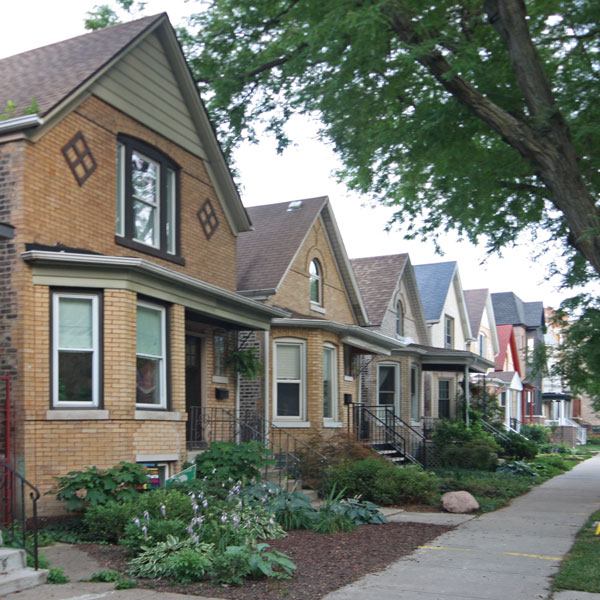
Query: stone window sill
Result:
<box><xmin>46</xmin><ymin>409</ymin><xmax>109</xmax><ymax>420</ymax></box>
<box><xmin>135</xmin><ymin>410</ymin><xmax>183</xmax><ymax>421</ymax></box>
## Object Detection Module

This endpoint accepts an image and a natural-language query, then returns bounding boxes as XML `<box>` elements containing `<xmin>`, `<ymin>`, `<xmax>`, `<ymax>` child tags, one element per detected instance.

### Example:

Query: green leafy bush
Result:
<box><xmin>270</xmin><ymin>490</ymin><xmax>317</xmax><ymax>530</ymax></box>
<box><xmin>332</xmin><ymin>498</ymin><xmax>388</xmax><ymax>525</ymax></box>
<box><xmin>496</xmin><ymin>461</ymin><xmax>539</xmax><ymax>476</ymax></box>
<box><xmin>50</xmin><ymin>462</ymin><xmax>148</xmax><ymax>511</ymax></box>
<box><xmin>47</xmin><ymin>567</ymin><xmax>69</xmax><ymax>584</ymax></box>
<box><xmin>83</xmin><ymin>503</ymin><xmax>136</xmax><ymax>543</ymax></box>
<box><xmin>133</xmin><ymin>489</ymin><xmax>194</xmax><ymax>521</ymax></box>
<box><xmin>194</xmin><ymin>441</ymin><xmax>273</xmax><ymax>484</ymax></box>
<box><xmin>521</xmin><ymin>424</ymin><xmax>551</xmax><ymax>444</ymax></box>
<box><xmin>121</xmin><ymin>518</ymin><xmax>190</xmax><ymax>554</ymax></box>
<box><xmin>499</xmin><ymin>432</ymin><xmax>538</xmax><ymax>460</ymax></box>
<box><xmin>326</xmin><ymin>458</ymin><xmax>440</xmax><ymax>506</ymax></box>
<box><xmin>440</xmin><ymin>438</ymin><xmax>500</xmax><ymax>470</ymax></box>
<box><xmin>539</xmin><ymin>443</ymin><xmax>576</xmax><ymax>455</ymax></box>
<box><xmin>90</xmin><ymin>569</ymin><xmax>122</xmax><ymax>582</ymax></box>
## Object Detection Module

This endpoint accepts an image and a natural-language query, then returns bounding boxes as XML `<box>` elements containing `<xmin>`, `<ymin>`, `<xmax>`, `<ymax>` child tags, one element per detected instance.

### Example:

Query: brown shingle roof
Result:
<box><xmin>0</xmin><ymin>14</ymin><xmax>164</xmax><ymax>117</ymax></box>
<box><xmin>351</xmin><ymin>254</ymin><xmax>408</xmax><ymax>326</ymax></box>
<box><xmin>464</xmin><ymin>289</ymin><xmax>489</xmax><ymax>337</ymax></box>
<box><xmin>237</xmin><ymin>197</ymin><xmax>327</xmax><ymax>292</ymax></box>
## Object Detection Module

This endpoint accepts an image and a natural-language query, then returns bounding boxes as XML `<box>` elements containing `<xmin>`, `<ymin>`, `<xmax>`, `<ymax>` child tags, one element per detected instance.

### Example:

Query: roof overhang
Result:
<box><xmin>271</xmin><ymin>318</ymin><xmax>403</xmax><ymax>355</ymax></box>
<box><xmin>418</xmin><ymin>348</ymin><xmax>496</xmax><ymax>373</ymax></box>
<box><xmin>22</xmin><ymin>250</ymin><xmax>286</xmax><ymax>330</ymax></box>
<box><xmin>542</xmin><ymin>392</ymin><xmax>572</xmax><ymax>402</ymax></box>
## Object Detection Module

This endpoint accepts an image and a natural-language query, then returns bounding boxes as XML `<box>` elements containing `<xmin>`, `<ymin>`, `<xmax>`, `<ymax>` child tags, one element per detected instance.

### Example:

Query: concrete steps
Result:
<box><xmin>0</xmin><ymin>547</ymin><xmax>48</xmax><ymax>596</ymax></box>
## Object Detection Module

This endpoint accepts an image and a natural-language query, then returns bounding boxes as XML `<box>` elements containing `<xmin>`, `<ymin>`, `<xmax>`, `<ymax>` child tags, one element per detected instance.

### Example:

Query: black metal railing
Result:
<box><xmin>346</xmin><ymin>403</ymin><xmax>426</xmax><ymax>467</ymax></box>
<box><xmin>0</xmin><ymin>459</ymin><xmax>40</xmax><ymax>570</ymax></box>
<box><xmin>187</xmin><ymin>407</ymin><xmax>328</xmax><ymax>494</ymax></box>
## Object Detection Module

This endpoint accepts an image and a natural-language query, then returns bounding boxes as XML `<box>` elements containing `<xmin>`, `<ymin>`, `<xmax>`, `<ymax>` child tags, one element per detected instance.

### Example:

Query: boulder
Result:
<box><xmin>441</xmin><ymin>491</ymin><xmax>479</xmax><ymax>514</ymax></box>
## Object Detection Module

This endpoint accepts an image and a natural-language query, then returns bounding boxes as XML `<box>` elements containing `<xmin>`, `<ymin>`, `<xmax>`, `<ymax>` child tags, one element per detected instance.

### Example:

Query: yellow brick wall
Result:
<box><xmin>23</xmin><ymin>96</ymin><xmax>237</xmax><ymax>291</ymax></box>
<box><xmin>266</xmin><ymin>217</ymin><xmax>356</xmax><ymax>323</ymax></box>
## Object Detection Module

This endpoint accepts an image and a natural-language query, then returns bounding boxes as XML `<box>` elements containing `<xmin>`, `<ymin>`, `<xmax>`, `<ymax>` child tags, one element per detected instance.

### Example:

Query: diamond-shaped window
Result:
<box><xmin>198</xmin><ymin>199</ymin><xmax>219</xmax><ymax>240</ymax></box>
<box><xmin>62</xmin><ymin>132</ymin><xmax>97</xmax><ymax>186</ymax></box>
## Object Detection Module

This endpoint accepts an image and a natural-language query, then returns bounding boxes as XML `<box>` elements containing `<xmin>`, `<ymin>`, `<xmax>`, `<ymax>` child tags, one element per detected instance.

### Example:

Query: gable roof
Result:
<box><xmin>464</xmin><ymin>289</ymin><xmax>488</xmax><ymax>335</ymax></box>
<box><xmin>0</xmin><ymin>15</ymin><xmax>251</xmax><ymax>235</ymax></box>
<box><xmin>413</xmin><ymin>261</ymin><xmax>457</xmax><ymax>323</ymax></box>
<box><xmin>237</xmin><ymin>197</ymin><xmax>369</xmax><ymax>326</ymax></box>
<box><xmin>0</xmin><ymin>16</ymin><xmax>162</xmax><ymax>118</ymax></box>
<box><xmin>351</xmin><ymin>254</ymin><xmax>408</xmax><ymax>325</ymax></box>
<box><xmin>491</xmin><ymin>292</ymin><xmax>545</xmax><ymax>329</ymax></box>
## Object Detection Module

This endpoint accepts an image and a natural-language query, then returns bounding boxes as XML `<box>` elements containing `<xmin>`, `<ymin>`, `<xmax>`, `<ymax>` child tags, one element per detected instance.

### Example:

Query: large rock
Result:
<box><xmin>441</xmin><ymin>491</ymin><xmax>479</xmax><ymax>513</ymax></box>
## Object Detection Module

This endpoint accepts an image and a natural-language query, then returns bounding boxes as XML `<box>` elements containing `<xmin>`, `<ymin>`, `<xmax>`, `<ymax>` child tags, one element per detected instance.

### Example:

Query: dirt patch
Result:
<box><xmin>82</xmin><ymin>521</ymin><xmax>452</xmax><ymax>599</ymax></box>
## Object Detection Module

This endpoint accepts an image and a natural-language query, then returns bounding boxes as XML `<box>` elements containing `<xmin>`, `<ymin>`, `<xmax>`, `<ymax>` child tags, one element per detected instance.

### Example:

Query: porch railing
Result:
<box><xmin>188</xmin><ymin>407</ymin><xmax>328</xmax><ymax>494</ymax></box>
<box><xmin>565</xmin><ymin>418</ymin><xmax>588</xmax><ymax>445</ymax></box>
<box><xmin>346</xmin><ymin>403</ymin><xmax>426</xmax><ymax>467</ymax></box>
<box><xmin>0</xmin><ymin>458</ymin><xmax>40</xmax><ymax>570</ymax></box>
<box><xmin>481</xmin><ymin>419</ymin><xmax>511</xmax><ymax>443</ymax></box>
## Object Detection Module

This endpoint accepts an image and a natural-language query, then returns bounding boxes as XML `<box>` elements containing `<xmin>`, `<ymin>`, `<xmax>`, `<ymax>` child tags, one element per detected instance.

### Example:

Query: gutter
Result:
<box><xmin>0</xmin><ymin>115</ymin><xmax>43</xmax><ymax>133</ymax></box>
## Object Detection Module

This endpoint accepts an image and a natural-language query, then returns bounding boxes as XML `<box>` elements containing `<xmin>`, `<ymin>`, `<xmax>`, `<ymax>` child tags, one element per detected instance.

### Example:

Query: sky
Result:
<box><xmin>1</xmin><ymin>0</ymin><xmax>597</xmax><ymax>308</ymax></box>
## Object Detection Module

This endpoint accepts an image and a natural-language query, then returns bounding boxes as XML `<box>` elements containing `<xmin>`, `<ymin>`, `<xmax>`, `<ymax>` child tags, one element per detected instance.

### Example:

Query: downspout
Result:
<box><xmin>264</xmin><ymin>331</ymin><xmax>270</xmax><ymax>443</ymax></box>
<box><xmin>464</xmin><ymin>366</ymin><xmax>470</xmax><ymax>427</ymax></box>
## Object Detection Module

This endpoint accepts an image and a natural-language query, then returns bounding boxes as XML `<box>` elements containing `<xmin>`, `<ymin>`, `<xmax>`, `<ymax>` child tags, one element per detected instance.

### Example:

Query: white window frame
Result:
<box><xmin>479</xmin><ymin>332</ymin><xmax>486</xmax><ymax>357</ymax></box>
<box><xmin>309</xmin><ymin>259</ymin><xmax>323</xmax><ymax>306</ymax></box>
<box><xmin>444</xmin><ymin>315</ymin><xmax>454</xmax><ymax>349</ymax></box>
<box><xmin>136</xmin><ymin>301</ymin><xmax>167</xmax><ymax>410</ymax></box>
<box><xmin>273</xmin><ymin>338</ymin><xmax>307</xmax><ymax>423</ymax></box>
<box><xmin>323</xmin><ymin>343</ymin><xmax>338</xmax><ymax>423</ymax></box>
<box><xmin>52</xmin><ymin>292</ymin><xmax>100</xmax><ymax>408</ymax></box>
<box><xmin>377</xmin><ymin>362</ymin><xmax>400</xmax><ymax>420</ymax></box>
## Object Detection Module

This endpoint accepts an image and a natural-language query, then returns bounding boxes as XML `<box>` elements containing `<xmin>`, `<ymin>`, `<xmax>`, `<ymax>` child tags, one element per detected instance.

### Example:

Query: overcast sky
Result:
<box><xmin>2</xmin><ymin>0</ymin><xmax>597</xmax><ymax>307</ymax></box>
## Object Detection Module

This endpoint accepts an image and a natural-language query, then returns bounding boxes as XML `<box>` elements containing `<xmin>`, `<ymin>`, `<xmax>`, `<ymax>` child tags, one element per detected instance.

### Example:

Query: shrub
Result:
<box><xmin>331</xmin><ymin>497</ymin><xmax>388</xmax><ymax>525</ymax></box>
<box><xmin>325</xmin><ymin>456</ymin><xmax>390</xmax><ymax>500</ymax></box>
<box><xmin>539</xmin><ymin>442</ymin><xmax>576</xmax><ymax>455</ymax></box>
<box><xmin>371</xmin><ymin>465</ymin><xmax>441</xmax><ymax>505</ymax></box>
<box><xmin>50</xmin><ymin>462</ymin><xmax>148</xmax><ymax>511</ymax></box>
<box><xmin>310</xmin><ymin>510</ymin><xmax>356</xmax><ymax>534</ymax></box>
<box><xmin>521</xmin><ymin>424</ymin><xmax>551</xmax><ymax>444</ymax></box>
<box><xmin>440</xmin><ymin>439</ymin><xmax>500</xmax><ymax>470</ymax></box>
<box><xmin>134</xmin><ymin>489</ymin><xmax>194</xmax><ymax>521</ymax></box>
<box><xmin>432</xmin><ymin>420</ymin><xmax>498</xmax><ymax>449</ymax></box>
<box><xmin>121</xmin><ymin>518</ymin><xmax>189</xmax><ymax>554</ymax></box>
<box><xmin>194</xmin><ymin>441</ymin><xmax>273</xmax><ymax>484</ymax></box>
<box><xmin>83</xmin><ymin>503</ymin><xmax>136</xmax><ymax>543</ymax></box>
<box><xmin>269</xmin><ymin>490</ymin><xmax>317</xmax><ymax>531</ymax></box>
<box><xmin>499</xmin><ymin>432</ymin><xmax>538</xmax><ymax>460</ymax></box>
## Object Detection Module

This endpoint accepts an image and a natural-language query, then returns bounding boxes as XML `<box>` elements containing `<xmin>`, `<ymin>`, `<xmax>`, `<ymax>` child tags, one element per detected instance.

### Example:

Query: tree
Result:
<box><xmin>87</xmin><ymin>1</ymin><xmax>600</xmax><ymax>400</ymax></box>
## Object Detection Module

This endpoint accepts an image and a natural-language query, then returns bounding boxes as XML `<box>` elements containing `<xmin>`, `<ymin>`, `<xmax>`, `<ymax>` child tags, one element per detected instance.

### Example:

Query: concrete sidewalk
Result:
<box><xmin>324</xmin><ymin>454</ymin><xmax>600</xmax><ymax>600</ymax></box>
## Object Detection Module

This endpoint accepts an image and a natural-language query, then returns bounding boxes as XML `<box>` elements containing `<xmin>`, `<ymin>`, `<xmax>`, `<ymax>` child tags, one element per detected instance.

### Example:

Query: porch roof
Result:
<box><xmin>409</xmin><ymin>343</ymin><xmax>496</xmax><ymax>373</ymax></box>
<box><xmin>22</xmin><ymin>250</ymin><xmax>287</xmax><ymax>330</ymax></box>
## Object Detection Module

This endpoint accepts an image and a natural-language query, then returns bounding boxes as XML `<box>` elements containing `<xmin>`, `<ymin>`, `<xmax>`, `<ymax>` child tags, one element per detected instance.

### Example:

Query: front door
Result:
<box><xmin>185</xmin><ymin>336</ymin><xmax>202</xmax><ymax>446</ymax></box>
<box><xmin>377</xmin><ymin>364</ymin><xmax>399</xmax><ymax>420</ymax></box>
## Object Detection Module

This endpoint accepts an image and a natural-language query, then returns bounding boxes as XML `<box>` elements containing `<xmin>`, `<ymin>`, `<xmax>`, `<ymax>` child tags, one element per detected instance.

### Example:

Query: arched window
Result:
<box><xmin>395</xmin><ymin>301</ymin><xmax>404</xmax><ymax>336</ymax></box>
<box><xmin>309</xmin><ymin>259</ymin><xmax>322</xmax><ymax>304</ymax></box>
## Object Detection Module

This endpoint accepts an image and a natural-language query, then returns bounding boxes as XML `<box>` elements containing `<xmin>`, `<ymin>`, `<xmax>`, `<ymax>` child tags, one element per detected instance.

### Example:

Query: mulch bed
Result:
<box><xmin>82</xmin><ymin>521</ymin><xmax>453</xmax><ymax>600</ymax></box>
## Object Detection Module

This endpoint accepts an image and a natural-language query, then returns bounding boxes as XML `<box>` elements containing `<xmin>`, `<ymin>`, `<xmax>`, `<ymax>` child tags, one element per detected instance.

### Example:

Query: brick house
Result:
<box><xmin>0</xmin><ymin>14</ymin><xmax>284</xmax><ymax>514</ymax></box>
<box><xmin>236</xmin><ymin>197</ymin><xmax>399</xmax><ymax>444</ymax></box>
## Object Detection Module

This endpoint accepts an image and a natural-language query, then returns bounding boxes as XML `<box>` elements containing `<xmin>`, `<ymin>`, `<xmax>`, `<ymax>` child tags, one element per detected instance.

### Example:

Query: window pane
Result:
<box><xmin>166</xmin><ymin>169</ymin><xmax>176</xmax><ymax>254</ymax></box>
<box><xmin>378</xmin><ymin>366</ymin><xmax>396</xmax><ymax>406</ymax></box>
<box><xmin>59</xmin><ymin>297</ymin><xmax>92</xmax><ymax>349</ymax></box>
<box><xmin>277</xmin><ymin>382</ymin><xmax>300</xmax><ymax>416</ymax></box>
<box><xmin>116</xmin><ymin>143</ymin><xmax>124</xmax><ymax>236</ymax></box>
<box><xmin>132</xmin><ymin>151</ymin><xmax>159</xmax><ymax>246</ymax></box>
<box><xmin>214</xmin><ymin>334</ymin><xmax>225</xmax><ymax>377</ymax></box>
<box><xmin>323</xmin><ymin>347</ymin><xmax>333</xmax><ymax>419</ymax></box>
<box><xmin>58</xmin><ymin>351</ymin><xmax>93</xmax><ymax>402</ymax></box>
<box><xmin>137</xmin><ymin>305</ymin><xmax>162</xmax><ymax>357</ymax></box>
<box><xmin>277</xmin><ymin>345</ymin><xmax>300</xmax><ymax>379</ymax></box>
<box><xmin>137</xmin><ymin>356</ymin><xmax>161</xmax><ymax>405</ymax></box>
<box><xmin>133</xmin><ymin>199</ymin><xmax>157</xmax><ymax>246</ymax></box>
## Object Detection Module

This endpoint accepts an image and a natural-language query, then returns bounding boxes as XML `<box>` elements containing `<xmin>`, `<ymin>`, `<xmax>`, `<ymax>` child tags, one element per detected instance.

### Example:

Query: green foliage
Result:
<box><xmin>326</xmin><ymin>458</ymin><xmax>440</xmax><ymax>506</ymax></box>
<box><xmin>128</xmin><ymin>535</ymin><xmax>214</xmax><ymax>581</ymax></box>
<box><xmin>39</xmin><ymin>518</ymin><xmax>87</xmax><ymax>544</ymax></box>
<box><xmin>496</xmin><ymin>461</ymin><xmax>539</xmax><ymax>477</ymax></box>
<box><xmin>310</xmin><ymin>510</ymin><xmax>356</xmax><ymax>534</ymax></box>
<box><xmin>331</xmin><ymin>498</ymin><xmax>388</xmax><ymax>525</ymax></box>
<box><xmin>47</xmin><ymin>567</ymin><xmax>69</xmax><ymax>584</ymax></box>
<box><xmin>121</xmin><ymin>518</ymin><xmax>189</xmax><ymax>554</ymax></box>
<box><xmin>539</xmin><ymin>443</ymin><xmax>576</xmax><ymax>455</ymax></box>
<box><xmin>520</xmin><ymin>424</ymin><xmax>551</xmax><ymax>444</ymax></box>
<box><xmin>50</xmin><ymin>462</ymin><xmax>147</xmax><ymax>511</ymax></box>
<box><xmin>498</xmin><ymin>432</ymin><xmax>539</xmax><ymax>461</ymax></box>
<box><xmin>269</xmin><ymin>490</ymin><xmax>317</xmax><ymax>531</ymax></box>
<box><xmin>210</xmin><ymin>543</ymin><xmax>296</xmax><ymax>585</ymax></box>
<box><xmin>194</xmin><ymin>441</ymin><xmax>272</xmax><ymax>484</ymax></box>
<box><xmin>90</xmin><ymin>569</ymin><xmax>122</xmax><ymax>582</ymax></box>
<box><xmin>0</xmin><ymin>98</ymin><xmax>39</xmax><ymax>121</ymax></box>
<box><xmin>115</xmin><ymin>578</ymin><xmax>137</xmax><ymax>590</ymax></box>
<box><xmin>83</xmin><ymin>503</ymin><xmax>136</xmax><ymax>543</ymax></box>
<box><xmin>440</xmin><ymin>439</ymin><xmax>500</xmax><ymax>470</ymax></box>
<box><xmin>225</xmin><ymin>347</ymin><xmax>262</xmax><ymax>379</ymax></box>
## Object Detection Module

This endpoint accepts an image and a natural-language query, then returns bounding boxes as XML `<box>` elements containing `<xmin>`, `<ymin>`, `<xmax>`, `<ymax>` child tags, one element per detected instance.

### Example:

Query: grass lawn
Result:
<box><xmin>553</xmin><ymin>509</ymin><xmax>600</xmax><ymax>593</ymax></box>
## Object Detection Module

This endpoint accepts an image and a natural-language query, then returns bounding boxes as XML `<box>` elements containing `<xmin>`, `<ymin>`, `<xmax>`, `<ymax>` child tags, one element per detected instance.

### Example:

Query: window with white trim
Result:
<box><xmin>323</xmin><ymin>344</ymin><xmax>338</xmax><ymax>421</ymax></box>
<box><xmin>52</xmin><ymin>292</ymin><xmax>100</xmax><ymax>407</ymax></box>
<box><xmin>136</xmin><ymin>302</ymin><xmax>167</xmax><ymax>409</ymax></box>
<box><xmin>438</xmin><ymin>380</ymin><xmax>450</xmax><ymax>419</ymax></box>
<box><xmin>444</xmin><ymin>315</ymin><xmax>454</xmax><ymax>349</ymax></box>
<box><xmin>377</xmin><ymin>363</ymin><xmax>399</xmax><ymax>417</ymax></box>
<box><xmin>396</xmin><ymin>301</ymin><xmax>404</xmax><ymax>336</ymax></box>
<box><xmin>116</xmin><ymin>136</ymin><xmax>179</xmax><ymax>261</ymax></box>
<box><xmin>478</xmin><ymin>333</ymin><xmax>486</xmax><ymax>357</ymax></box>
<box><xmin>309</xmin><ymin>259</ymin><xmax>322</xmax><ymax>305</ymax></box>
<box><xmin>274</xmin><ymin>339</ymin><xmax>306</xmax><ymax>420</ymax></box>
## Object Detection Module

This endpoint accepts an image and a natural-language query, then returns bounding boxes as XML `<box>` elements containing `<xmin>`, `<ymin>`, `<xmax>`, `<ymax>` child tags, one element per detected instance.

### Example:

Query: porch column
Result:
<box><xmin>264</xmin><ymin>331</ymin><xmax>270</xmax><ymax>442</ymax></box>
<box><xmin>464</xmin><ymin>366</ymin><xmax>470</xmax><ymax>427</ymax></box>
